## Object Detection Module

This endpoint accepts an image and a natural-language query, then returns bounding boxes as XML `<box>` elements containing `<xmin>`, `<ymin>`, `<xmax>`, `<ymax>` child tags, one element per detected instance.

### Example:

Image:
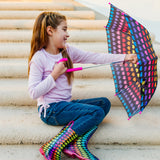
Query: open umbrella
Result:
<box><xmin>106</xmin><ymin>3</ymin><xmax>158</xmax><ymax>119</ymax></box>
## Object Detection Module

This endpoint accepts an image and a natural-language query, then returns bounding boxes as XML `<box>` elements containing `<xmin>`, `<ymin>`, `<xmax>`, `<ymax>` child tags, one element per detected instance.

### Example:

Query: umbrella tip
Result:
<box><xmin>122</xmin><ymin>12</ymin><xmax>125</xmax><ymax>15</ymax></box>
<box><xmin>128</xmin><ymin>118</ymin><xmax>130</xmax><ymax>120</ymax></box>
<box><xmin>139</xmin><ymin>111</ymin><xmax>142</xmax><ymax>114</ymax></box>
<box><xmin>108</xmin><ymin>2</ymin><xmax>111</xmax><ymax>5</ymax></box>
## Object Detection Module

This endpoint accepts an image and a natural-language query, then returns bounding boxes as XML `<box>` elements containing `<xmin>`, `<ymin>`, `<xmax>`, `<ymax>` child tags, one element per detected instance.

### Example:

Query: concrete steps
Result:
<box><xmin>0</xmin><ymin>42</ymin><xmax>109</xmax><ymax>58</ymax></box>
<box><xmin>0</xmin><ymin>42</ymin><xmax>159</xmax><ymax>58</ymax></box>
<box><xmin>1</xmin><ymin>145</ymin><xmax>160</xmax><ymax>160</ymax></box>
<box><xmin>0</xmin><ymin>58</ymin><xmax>160</xmax><ymax>79</ymax></box>
<box><xmin>0</xmin><ymin>30</ymin><xmax>107</xmax><ymax>42</ymax></box>
<box><xmin>0</xmin><ymin>29</ymin><xmax>157</xmax><ymax>43</ymax></box>
<box><xmin>0</xmin><ymin>78</ymin><xmax>126</xmax><ymax>106</ymax></box>
<box><xmin>0</xmin><ymin>2</ymin><xmax>74</xmax><ymax>10</ymax></box>
<box><xmin>0</xmin><ymin>78</ymin><xmax>159</xmax><ymax>106</ymax></box>
<box><xmin>0</xmin><ymin>10</ymin><xmax>95</xmax><ymax>20</ymax></box>
<box><xmin>1</xmin><ymin>105</ymin><xmax>160</xmax><ymax>145</ymax></box>
<box><xmin>0</xmin><ymin>0</ymin><xmax>159</xmax><ymax>158</ymax></box>
<box><xmin>0</xmin><ymin>58</ymin><xmax>113</xmax><ymax>78</ymax></box>
<box><xmin>0</xmin><ymin>19</ymin><xmax>105</xmax><ymax>30</ymax></box>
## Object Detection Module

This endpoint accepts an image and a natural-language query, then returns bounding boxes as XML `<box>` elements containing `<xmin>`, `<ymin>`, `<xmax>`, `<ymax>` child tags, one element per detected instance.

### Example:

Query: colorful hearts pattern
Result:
<box><xmin>106</xmin><ymin>4</ymin><xmax>158</xmax><ymax>118</ymax></box>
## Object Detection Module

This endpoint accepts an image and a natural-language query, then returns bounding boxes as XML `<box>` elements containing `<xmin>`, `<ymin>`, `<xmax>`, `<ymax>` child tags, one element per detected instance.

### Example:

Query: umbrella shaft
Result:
<box><xmin>83</xmin><ymin>60</ymin><xmax>124</xmax><ymax>70</ymax></box>
<box><xmin>83</xmin><ymin>64</ymin><xmax>107</xmax><ymax>69</ymax></box>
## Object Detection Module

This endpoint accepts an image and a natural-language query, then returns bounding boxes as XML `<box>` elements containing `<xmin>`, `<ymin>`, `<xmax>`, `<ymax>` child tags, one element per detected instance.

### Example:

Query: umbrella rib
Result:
<box><xmin>114</xmin><ymin>81</ymin><xmax>138</xmax><ymax>96</ymax></box>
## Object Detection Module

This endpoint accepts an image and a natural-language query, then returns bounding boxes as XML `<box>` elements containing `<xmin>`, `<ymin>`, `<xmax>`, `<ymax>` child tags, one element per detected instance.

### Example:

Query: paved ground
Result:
<box><xmin>1</xmin><ymin>145</ymin><xmax>160</xmax><ymax>160</ymax></box>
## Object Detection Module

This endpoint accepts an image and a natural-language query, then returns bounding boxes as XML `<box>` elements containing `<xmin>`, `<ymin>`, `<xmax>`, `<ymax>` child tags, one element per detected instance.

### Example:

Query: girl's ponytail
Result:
<box><xmin>61</xmin><ymin>49</ymin><xmax>74</xmax><ymax>85</ymax></box>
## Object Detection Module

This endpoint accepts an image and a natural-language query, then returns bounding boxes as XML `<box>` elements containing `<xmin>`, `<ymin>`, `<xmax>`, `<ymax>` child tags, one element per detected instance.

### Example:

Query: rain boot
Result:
<box><xmin>39</xmin><ymin>121</ymin><xmax>78</xmax><ymax>160</ymax></box>
<box><xmin>63</xmin><ymin>126</ymin><xmax>99</xmax><ymax>160</ymax></box>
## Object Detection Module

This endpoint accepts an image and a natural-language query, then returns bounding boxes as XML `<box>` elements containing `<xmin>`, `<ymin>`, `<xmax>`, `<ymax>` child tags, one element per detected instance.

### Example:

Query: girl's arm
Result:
<box><xmin>66</xmin><ymin>44</ymin><xmax>126</xmax><ymax>64</ymax></box>
<box><xmin>28</xmin><ymin>55</ymin><xmax>67</xmax><ymax>100</ymax></box>
<box><xmin>28</xmin><ymin>61</ymin><xmax>56</xmax><ymax>99</ymax></box>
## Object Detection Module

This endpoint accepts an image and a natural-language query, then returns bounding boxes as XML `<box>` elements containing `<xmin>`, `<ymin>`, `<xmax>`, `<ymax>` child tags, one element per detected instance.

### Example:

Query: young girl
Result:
<box><xmin>28</xmin><ymin>12</ymin><xmax>137</xmax><ymax>160</ymax></box>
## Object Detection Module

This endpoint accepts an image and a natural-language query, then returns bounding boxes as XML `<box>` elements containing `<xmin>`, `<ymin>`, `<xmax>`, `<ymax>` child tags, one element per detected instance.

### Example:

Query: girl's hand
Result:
<box><xmin>51</xmin><ymin>62</ymin><xmax>67</xmax><ymax>80</ymax></box>
<box><xmin>124</xmin><ymin>54</ymin><xmax>138</xmax><ymax>64</ymax></box>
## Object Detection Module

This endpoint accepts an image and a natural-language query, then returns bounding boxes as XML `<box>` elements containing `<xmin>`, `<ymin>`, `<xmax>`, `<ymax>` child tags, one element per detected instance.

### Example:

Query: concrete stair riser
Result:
<box><xmin>0</xmin><ymin>20</ymin><xmax>106</xmax><ymax>30</ymax></box>
<box><xmin>0</xmin><ymin>58</ymin><xmax>160</xmax><ymax>79</ymax></box>
<box><xmin>0</xmin><ymin>42</ymin><xmax>159</xmax><ymax>58</ymax></box>
<box><xmin>0</xmin><ymin>11</ymin><xmax>95</xmax><ymax>20</ymax></box>
<box><xmin>0</xmin><ymin>2</ymin><xmax>74</xmax><ymax>10</ymax></box>
<box><xmin>0</xmin><ymin>79</ymin><xmax>159</xmax><ymax>106</ymax></box>
<box><xmin>0</xmin><ymin>30</ymin><xmax>108</xmax><ymax>42</ymax></box>
<box><xmin>0</xmin><ymin>58</ymin><xmax>113</xmax><ymax>78</ymax></box>
<box><xmin>0</xmin><ymin>30</ymin><xmax>156</xmax><ymax>43</ymax></box>
<box><xmin>0</xmin><ymin>42</ymin><xmax>109</xmax><ymax>58</ymax></box>
<box><xmin>0</xmin><ymin>145</ymin><xmax>160</xmax><ymax>160</ymax></box>
<box><xmin>0</xmin><ymin>106</ymin><xmax>160</xmax><ymax>145</ymax></box>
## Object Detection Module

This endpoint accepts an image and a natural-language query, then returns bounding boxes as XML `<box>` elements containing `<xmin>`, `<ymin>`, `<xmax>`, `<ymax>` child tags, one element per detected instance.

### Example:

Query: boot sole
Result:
<box><xmin>63</xmin><ymin>149</ymin><xmax>90</xmax><ymax>160</ymax></box>
<box><xmin>39</xmin><ymin>148</ymin><xmax>49</xmax><ymax>160</ymax></box>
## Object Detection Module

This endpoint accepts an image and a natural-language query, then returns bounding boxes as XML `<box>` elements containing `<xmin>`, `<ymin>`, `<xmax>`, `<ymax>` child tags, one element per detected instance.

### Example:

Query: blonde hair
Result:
<box><xmin>28</xmin><ymin>12</ymin><xmax>73</xmax><ymax>84</ymax></box>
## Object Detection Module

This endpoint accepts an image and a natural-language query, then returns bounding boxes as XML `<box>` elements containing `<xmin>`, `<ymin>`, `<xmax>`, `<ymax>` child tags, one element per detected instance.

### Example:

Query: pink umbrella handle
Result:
<box><xmin>57</xmin><ymin>58</ymin><xmax>83</xmax><ymax>72</ymax></box>
<box><xmin>66</xmin><ymin>67</ymin><xmax>83</xmax><ymax>72</ymax></box>
<box><xmin>57</xmin><ymin>58</ymin><xmax>68</xmax><ymax>63</ymax></box>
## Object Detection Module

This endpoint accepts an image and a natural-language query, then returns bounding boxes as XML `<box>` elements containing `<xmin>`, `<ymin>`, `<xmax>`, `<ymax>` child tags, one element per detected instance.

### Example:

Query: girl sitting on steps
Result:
<box><xmin>28</xmin><ymin>12</ymin><xmax>137</xmax><ymax>160</ymax></box>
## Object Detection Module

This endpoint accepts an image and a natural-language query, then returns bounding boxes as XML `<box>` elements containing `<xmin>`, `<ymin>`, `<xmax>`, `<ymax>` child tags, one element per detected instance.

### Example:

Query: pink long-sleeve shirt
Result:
<box><xmin>28</xmin><ymin>44</ymin><xmax>125</xmax><ymax>106</ymax></box>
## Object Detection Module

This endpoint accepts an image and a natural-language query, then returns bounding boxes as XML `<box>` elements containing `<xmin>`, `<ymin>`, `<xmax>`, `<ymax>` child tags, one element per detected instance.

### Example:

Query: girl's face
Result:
<box><xmin>48</xmin><ymin>20</ymin><xmax>69</xmax><ymax>50</ymax></box>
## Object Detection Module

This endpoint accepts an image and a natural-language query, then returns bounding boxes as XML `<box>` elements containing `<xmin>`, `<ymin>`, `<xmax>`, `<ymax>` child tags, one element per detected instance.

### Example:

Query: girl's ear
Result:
<box><xmin>46</xmin><ymin>26</ymin><xmax>53</xmax><ymax>36</ymax></box>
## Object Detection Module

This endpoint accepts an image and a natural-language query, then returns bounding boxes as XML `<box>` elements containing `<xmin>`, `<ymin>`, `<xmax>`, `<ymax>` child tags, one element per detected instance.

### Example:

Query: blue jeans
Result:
<box><xmin>38</xmin><ymin>97</ymin><xmax>111</xmax><ymax>136</ymax></box>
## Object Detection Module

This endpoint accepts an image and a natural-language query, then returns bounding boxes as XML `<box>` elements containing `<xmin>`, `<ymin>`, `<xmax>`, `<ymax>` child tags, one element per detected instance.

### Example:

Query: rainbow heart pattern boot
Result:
<box><xmin>39</xmin><ymin>121</ymin><xmax>78</xmax><ymax>160</ymax></box>
<box><xmin>63</xmin><ymin>126</ymin><xmax>99</xmax><ymax>160</ymax></box>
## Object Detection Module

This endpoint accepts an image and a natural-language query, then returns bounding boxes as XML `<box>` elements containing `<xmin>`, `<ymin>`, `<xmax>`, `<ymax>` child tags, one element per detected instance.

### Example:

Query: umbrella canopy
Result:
<box><xmin>106</xmin><ymin>4</ymin><xmax>158</xmax><ymax>119</ymax></box>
